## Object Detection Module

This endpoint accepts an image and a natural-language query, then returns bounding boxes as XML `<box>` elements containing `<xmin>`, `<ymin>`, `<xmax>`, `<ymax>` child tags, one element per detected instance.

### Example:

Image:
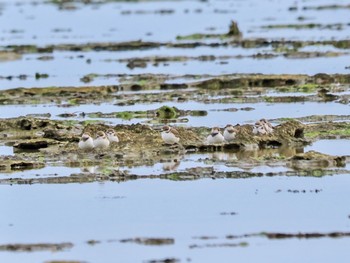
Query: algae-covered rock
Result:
<box><xmin>156</xmin><ymin>106</ymin><xmax>179</xmax><ymax>119</ymax></box>
<box><xmin>13</xmin><ymin>139</ymin><xmax>50</xmax><ymax>150</ymax></box>
<box><xmin>0</xmin><ymin>158</ymin><xmax>45</xmax><ymax>172</ymax></box>
<box><xmin>288</xmin><ymin>150</ymin><xmax>346</xmax><ymax>169</ymax></box>
<box><xmin>305</xmin><ymin>121</ymin><xmax>350</xmax><ymax>140</ymax></box>
<box><xmin>0</xmin><ymin>118</ymin><xmax>50</xmax><ymax>131</ymax></box>
<box><xmin>0</xmin><ymin>117</ymin><xmax>344</xmax><ymax>174</ymax></box>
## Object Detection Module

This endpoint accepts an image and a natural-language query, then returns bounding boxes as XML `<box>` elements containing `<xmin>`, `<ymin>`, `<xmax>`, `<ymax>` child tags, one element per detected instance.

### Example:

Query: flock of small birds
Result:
<box><xmin>78</xmin><ymin>128</ymin><xmax>119</xmax><ymax>150</ymax></box>
<box><xmin>78</xmin><ymin>119</ymin><xmax>274</xmax><ymax>149</ymax></box>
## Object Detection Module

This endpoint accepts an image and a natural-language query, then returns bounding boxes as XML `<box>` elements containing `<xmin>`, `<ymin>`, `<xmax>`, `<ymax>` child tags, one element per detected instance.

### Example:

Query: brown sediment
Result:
<box><xmin>0</xmin><ymin>51</ymin><xmax>21</xmax><ymax>62</ymax></box>
<box><xmin>120</xmin><ymin>238</ymin><xmax>174</xmax><ymax>246</ymax></box>
<box><xmin>263</xmin><ymin>231</ymin><xmax>350</xmax><ymax>239</ymax></box>
<box><xmin>0</xmin><ymin>242</ymin><xmax>73</xmax><ymax>252</ymax></box>
<box><xmin>5</xmin><ymin>39</ymin><xmax>350</xmax><ymax>54</ymax></box>
<box><xmin>1</xmin><ymin>73</ymin><xmax>349</xmax><ymax>106</ymax></box>
<box><xmin>1</xmin><ymin>167</ymin><xmax>348</xmax><ymax>185</ymax></box>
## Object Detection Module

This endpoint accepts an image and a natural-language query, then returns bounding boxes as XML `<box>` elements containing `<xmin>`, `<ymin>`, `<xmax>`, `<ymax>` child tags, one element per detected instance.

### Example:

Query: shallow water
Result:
<box><xmin>305</xmin><ymin>139</ymin><xmax>350</xmax><ymax>156</ymax></box>
<box><xmin>1</xmin><ymin>49</ymin><xmax>349</xmax><ymax>89</ymax></box>
<box><xmin>0</xmin><ymin>101</ymin><xmax>349</xmax><ymax>127</ymax></box>
<box><xmin>2</xmin><ymin>176</ymin><xmax>350</xmax><ymax>263</ymax></box>
<box><xmin>1</xmin><ymin>0</ymin><xmax>350</xmax><ymax>262</ymax></box>
<box><xmin>1</xmin><ymin>0</ymin><xmax>350</xmax><ymax>46</ymax></box>
<box><xmin>1</xmin><ymin>0</ymin><xmax>350</xmax><ymax>89</ymax></box>
<box><xmin>0</xmin><ymin>145</ymin><xmax>14</xmax><ymax>156</ymax></box>
<box><xmin>0</xmin><ymin>165</ymin><xmax>81</xmax><ymax>178</ymax></box>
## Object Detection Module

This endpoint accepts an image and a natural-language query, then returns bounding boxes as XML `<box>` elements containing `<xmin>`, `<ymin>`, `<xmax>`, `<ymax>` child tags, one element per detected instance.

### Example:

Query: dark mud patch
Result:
<box><xmin>225</xmin><ymin>231</ymin><xmax>350</xmax><ymax>240</ymax></box>
<box><xmin>120</xmin><ymin>237</ymin><xmax>174</xmax><ymax>246</ymax></box>
<box><xmin>263</xmin><ymin>232</ymin><xmax>350</xmax><ymax>239</ymax></box>
<box><xmin>1</xmin><ymin>167</ymin><xmax>348</xmax><ymax>185</ymax></box>
<box><xmin>13</xmin><ymin>139</ymin><xmax>50</xmax><ymax>150</ymax></box>
<box><xmin>187</xmin><ymin>230</ymin><xmax>350</xmax><ymax>251</ymax></box>
<box><xmin>262</xmin><ymin>23</ymin><xmax>348</xmax><ymax>30</ymax></box>
<box><xmin>145</xmin><ymin>258</ymin><xmax>180</xmax><ymax>263</ymax></box>
<box><xmin>0</xmin><ymin>242</ymin><xmax>73</xmax><ymax>252</ymax></box>
<box><xmin>5</xmin><ymin>39</ymin><xmax>350</xmax><ymax>54</ymax></box>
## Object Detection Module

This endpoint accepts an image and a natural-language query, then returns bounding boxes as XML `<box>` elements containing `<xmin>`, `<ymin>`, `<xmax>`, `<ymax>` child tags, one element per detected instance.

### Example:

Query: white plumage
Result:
<box><xmin>161</xmin><ymin>126</ymin><xmax>180</xmax><ymax>144</ymax></box>
<box><xmin>78</xmin><ymin>133</ymin><xmax>94</xmax><ymax>150</ymax></box>
<box><xmin>106</xmin><ymin>129</ymin><xmax>119</xmax><ymax>143</ymax></box>
<box><xmin>253</xmin><ymin>119</ymin><xmax>274</xmax><ymax>135</ymax></box>
<box><xmin>94</xmin><ymin>131</ymin><xmax>110</xmax><ymax>149</ymax></box>
<box><xmin>207</xmin><ymin>127</ymin><xmax>225</xmax><ymax>144</ymax></box>
<box><xmin>223</xmin><ymin>124</ymin><xmax>237</xmax><ymax>142</ymax></box>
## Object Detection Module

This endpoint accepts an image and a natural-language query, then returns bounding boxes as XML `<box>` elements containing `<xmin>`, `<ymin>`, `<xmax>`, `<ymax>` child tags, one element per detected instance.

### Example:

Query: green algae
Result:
<box><xmin>176</xmin><ymin>33</ymin><xmax>229</xmax><ymax>41</ymax></box>
<box><xmin>156</xmin><ymin>106</ymin><xmax>179</xmax><ymax>119</ymax></box>
<box><xmin>305</xmin><ymin>126</ymin><xmax>350</xmax><ymax>139</ymax></box>
<box><xmin>294</xmin><ymin>83</ymin><xmax>319</xmax><ymax>93</ymax></box>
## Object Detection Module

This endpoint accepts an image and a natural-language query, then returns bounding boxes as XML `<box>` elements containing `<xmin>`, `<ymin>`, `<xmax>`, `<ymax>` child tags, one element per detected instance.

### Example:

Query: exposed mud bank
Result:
<box><xmin>5</xmin><ymin>39</ymin><xmax>350</xmax><ymax>54</ymax></box>
<box><xmin>0</xmin><ymin>242</ymin><xmax>73</xmax><ymax>252</ymax></box>
<box><xmin>1</xmin><ymin>117</ymin><xmax>349</xmax><ymax>175</ymax></box>
<box><xmin>1</xmin><ymin>73</ymin><xmax>349</xmax><ymax>105</ymax></box>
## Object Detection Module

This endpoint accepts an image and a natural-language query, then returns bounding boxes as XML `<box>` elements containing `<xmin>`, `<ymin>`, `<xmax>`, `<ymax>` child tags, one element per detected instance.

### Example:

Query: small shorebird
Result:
<box><xmin>78</xmin><ymin>132</ymin><xmax>94</xmax><ymax>150</ymax></box>
<box><xmin>260</xmin><ymin>118</ymin><xmax>274</xmax><ymax>134</ymax></box>
<box><xmin>252</xmin><ymin>119</ymin><xmax>273</xmax><ymax>135</ymax></box>
<box><xmin>161</xmin><ymin>125</ymin><xmax>180</xmax><ymax>144</ymax></box>
<box><xmin>94</xmin><ymin>131</ymin><xmax>110</xmax><ymax>149</ymax></box>
<box><xmin>207</xmin><ymin>127</ymin><xmax>225</xmax><ymax>144</ymax></box>
<box><xmin>223</xmin><ymin>124</ymin><xmax>238</xmax><ymax>142</ymax></box>
<box><xmin>252</xmin><ymin>123</ymin><xmax>267</xmax><ymax>135</ymax></box>
<box><xmin>106</xmin><ymin>129</ymin><xmax>119</xmax><ymax>143</ymax></box>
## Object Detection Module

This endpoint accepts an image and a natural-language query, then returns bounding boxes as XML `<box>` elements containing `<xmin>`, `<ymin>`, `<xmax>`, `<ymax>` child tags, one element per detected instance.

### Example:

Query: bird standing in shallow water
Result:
<box><xmin>161</xmin><ymin>125</ymin><xmax>180</xmax><ymax>144</ymax></box>
<box><xmin>223</xmin><ymin>124</ymin><xmax>238</xmax><ymax>142</ymax></box>
<box><xmin>207</xmin><ymin>127</ymin><xmax>225</xmax><ymax>144</ymax></box>
<box><xmin>78</xmin><ymin>132</ymin><xmax>94</xmax><ymax>150</ymax></box>
<box><xmin>106</xmin><ymin>129</ymin><xmax>119</xmax><ymax>143</ymax></box>
<box><xmin>94</xmin><ymin>131</ymin><xmax>110</xmax><ymax>149</ymax></box>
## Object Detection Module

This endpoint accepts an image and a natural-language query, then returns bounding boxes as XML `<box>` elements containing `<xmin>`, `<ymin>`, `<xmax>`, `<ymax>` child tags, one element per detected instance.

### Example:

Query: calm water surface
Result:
<box><xmin>2</xmin><ymin>176</ymin><xmax>350</xmax><ymax>263</ymax></box>
<box><xmin>1</xmin><ymin>0</ymin><xmax>350</xmax><ymax>262</ymax></box>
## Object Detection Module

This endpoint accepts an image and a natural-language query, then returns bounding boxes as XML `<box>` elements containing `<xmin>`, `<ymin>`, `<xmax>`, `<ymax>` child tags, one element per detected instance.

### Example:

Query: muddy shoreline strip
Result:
<box><xmin>4</xmin><ymin>39</ymin><xmax>350</xmax><ymax>54</ymax></box>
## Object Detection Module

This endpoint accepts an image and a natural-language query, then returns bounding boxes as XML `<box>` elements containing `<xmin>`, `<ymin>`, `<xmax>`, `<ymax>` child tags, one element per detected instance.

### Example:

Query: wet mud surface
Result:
<box><xmin>1</xmin><ymin>0</ymin><xmax>350</xmax><ymax>262</ymax></box>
